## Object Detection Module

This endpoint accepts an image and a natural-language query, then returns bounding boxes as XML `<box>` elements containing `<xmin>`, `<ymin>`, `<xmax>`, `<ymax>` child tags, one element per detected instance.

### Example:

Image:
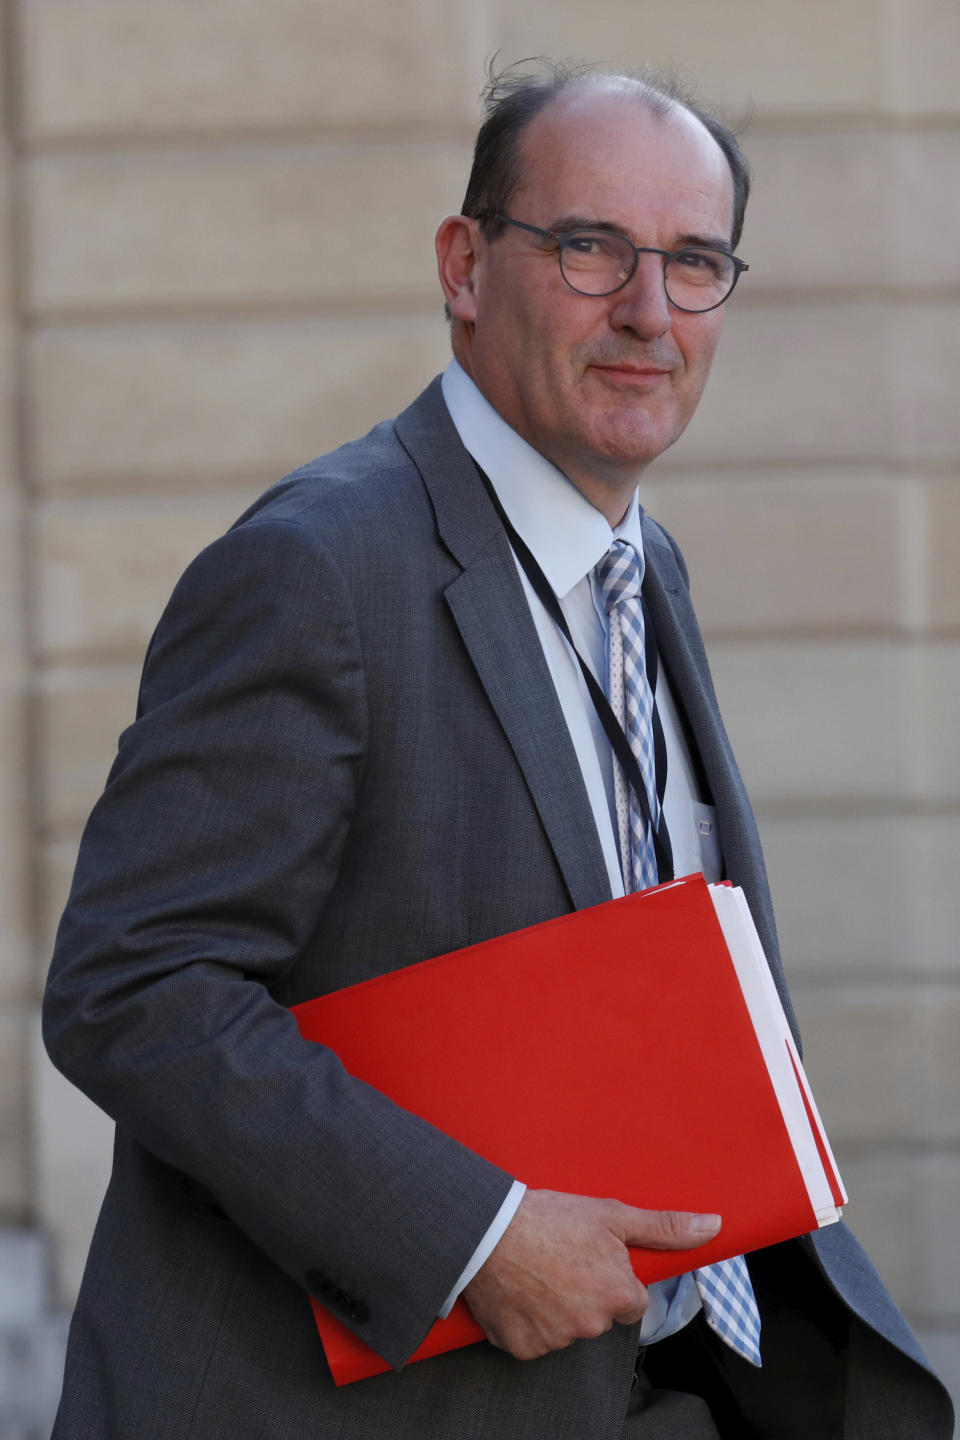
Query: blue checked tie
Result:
<box><xmin>596</xmin><ymin>539</ymin><xmax>763</xmax><ymax>1368</ymax></box>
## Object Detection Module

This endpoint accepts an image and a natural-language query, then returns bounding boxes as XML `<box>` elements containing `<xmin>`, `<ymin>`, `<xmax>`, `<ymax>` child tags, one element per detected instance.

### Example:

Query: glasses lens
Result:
<box><xmin>664</xmin><ymin>249</ymin><xmax>736</xmax><ymax>312</ymax></box>
<box><xmin>558</xmin><ymin>231</ymin><xmax>637</xmax><ymax>295</ymax></box>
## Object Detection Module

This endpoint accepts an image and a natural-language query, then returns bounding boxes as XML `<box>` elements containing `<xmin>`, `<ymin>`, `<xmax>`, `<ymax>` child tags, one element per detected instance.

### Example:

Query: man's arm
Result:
<box><xmin>42</xmin><ymin>517</ymin><xmax>515</xmax><ymax>1371</ymax></box>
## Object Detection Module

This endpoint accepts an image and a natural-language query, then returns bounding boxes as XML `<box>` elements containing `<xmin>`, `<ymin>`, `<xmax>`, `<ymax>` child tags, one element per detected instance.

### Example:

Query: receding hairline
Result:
<box><xmin>460</xmin><ymin>60</ymin><xmax>751</xmax><ymax>251</ymax></box>
<box><xmin>546</xmin><ymin>69</ymin><xmax>678</xmax><ymax>106</ymax></box>
<box><xmin>514</xmin><ymin>74</ymin><xmax>726</xmax><ymax>170</ymax></box>
<box><xmin>506</xmin><ymin>80</ymin><xmax>735</xmax><ymax>239</ymax></box>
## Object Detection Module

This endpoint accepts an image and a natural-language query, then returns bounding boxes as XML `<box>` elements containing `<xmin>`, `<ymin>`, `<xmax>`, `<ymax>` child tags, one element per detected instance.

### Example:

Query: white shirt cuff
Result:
<box><xmin>437</xmin><ymin>1179</ymin><xmax>527</xmax><ymax>1318</ymax></box>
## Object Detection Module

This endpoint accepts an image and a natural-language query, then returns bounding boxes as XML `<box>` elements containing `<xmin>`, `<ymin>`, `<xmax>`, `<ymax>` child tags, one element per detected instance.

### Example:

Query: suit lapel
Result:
<box><xmin>642</xmin><ymin>519</ymin><xmax>800</xmax><ymax>1043</ymax></box>
<box><xmin>395</xmin><ymin>381</ymin><xmax>612</xmax><ymax>913</ymax></box>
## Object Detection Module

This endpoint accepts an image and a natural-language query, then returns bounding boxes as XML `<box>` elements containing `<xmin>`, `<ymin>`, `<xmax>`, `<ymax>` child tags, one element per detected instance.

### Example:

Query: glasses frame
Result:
<box><xmin>492</xmin><ymin>213</ymin><xmax>749</xmax><ymax>313</ymax></box>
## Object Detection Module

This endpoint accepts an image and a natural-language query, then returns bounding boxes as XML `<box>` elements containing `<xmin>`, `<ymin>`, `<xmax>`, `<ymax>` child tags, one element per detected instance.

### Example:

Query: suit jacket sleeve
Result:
<box><xmin>42</xmin><ymin>515</ymin><xmax>515</xmax><ymax>1371</ymax></box>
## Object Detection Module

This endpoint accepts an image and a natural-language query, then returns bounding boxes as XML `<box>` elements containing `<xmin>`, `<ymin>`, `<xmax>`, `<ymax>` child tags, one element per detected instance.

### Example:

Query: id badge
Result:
<box><xmin>692</xmin><ymin>801</ymin><xmax>722</xmax><ymax>882</ymax></box>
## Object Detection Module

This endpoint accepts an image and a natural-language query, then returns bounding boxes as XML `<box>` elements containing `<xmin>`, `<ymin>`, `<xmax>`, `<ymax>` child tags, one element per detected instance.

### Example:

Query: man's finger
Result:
<box><xmin>617</xmin><ymin>1206</ymin><xmax>721</xmax><ymax>1251</ymax></box>
<box><xmin>611</xmin><ymin>1281</ymin><xmax>648</xmax><ymax>1327</ymax></box>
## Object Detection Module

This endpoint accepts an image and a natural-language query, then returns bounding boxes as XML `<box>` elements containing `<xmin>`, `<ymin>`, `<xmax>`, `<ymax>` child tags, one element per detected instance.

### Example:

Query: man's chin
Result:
<box><xmin>587</xmin><ymin>416</ymin><xmax>684</xmax><ymax>472</ymax></box>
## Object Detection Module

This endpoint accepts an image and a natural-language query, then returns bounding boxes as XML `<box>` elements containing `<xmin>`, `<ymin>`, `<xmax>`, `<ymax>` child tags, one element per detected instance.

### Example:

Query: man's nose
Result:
<box><xmin>607</xmin><ymin>253</ymin><xmax>671</xmax><ymax>339</ymax></box>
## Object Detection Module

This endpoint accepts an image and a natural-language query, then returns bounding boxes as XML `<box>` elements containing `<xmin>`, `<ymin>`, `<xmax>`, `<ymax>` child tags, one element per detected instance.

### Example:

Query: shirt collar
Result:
<box><xmin>441</xmin><ymin>359</ymin><xmax>643</xmax><ymax>600</ymax></box>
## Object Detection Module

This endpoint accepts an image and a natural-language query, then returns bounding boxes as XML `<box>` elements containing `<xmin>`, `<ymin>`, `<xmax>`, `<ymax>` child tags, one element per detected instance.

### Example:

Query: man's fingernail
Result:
<box><xmin>691</xmin><ymin>1213</ymin><xmax>722</xmax><ymax>1236</ymax></box>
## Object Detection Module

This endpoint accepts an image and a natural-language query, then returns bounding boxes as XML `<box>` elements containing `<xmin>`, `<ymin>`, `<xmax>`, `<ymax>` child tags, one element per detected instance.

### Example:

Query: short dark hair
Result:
<box><xmin>460</xmin><ymin>59</ymin><xmax>751</xmax><ymax>250</ymax></box>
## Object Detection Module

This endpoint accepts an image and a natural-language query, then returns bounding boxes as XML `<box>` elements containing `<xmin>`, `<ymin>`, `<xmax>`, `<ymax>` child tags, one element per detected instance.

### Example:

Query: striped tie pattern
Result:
<box><xmin>595</xmin><ymin>538</ymin><xmax>763</xmax><ymax>1369</ymax></box>
<box><xmin>595</xmin><ymin>540</ymin><xmax>660</xmax><ymax>891</ymax></box>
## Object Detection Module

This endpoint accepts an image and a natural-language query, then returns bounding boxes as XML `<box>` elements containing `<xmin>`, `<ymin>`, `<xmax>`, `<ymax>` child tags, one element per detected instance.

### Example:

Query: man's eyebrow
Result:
<box><xmin>550</xmin><ymin>215</ymin><xmax>734</xmax><ymax>255</ymax></box>
<box><xmin>676</xmin><ymin>232</ymin><xmax>734</xmax><ymax>255</ymax></box>
<box><xmin>550</xmin><ymin>215</ymin><xmax>622</xmax><ymax>235</ymax></box>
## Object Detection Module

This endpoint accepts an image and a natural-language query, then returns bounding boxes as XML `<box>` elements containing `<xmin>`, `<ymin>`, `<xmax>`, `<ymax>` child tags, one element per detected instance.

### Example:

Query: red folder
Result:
<box><xmin>292</xmin><ymin>874</ymin><xmax>845</xmax><ymax>1384</ymax></box>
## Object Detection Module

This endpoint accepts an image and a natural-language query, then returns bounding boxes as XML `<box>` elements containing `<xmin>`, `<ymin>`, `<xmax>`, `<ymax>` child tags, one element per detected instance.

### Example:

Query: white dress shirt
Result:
<box><xmin>438</xmin><ymin>359</ymin><xmax>719</xmax><ymax>1342</ymax></box>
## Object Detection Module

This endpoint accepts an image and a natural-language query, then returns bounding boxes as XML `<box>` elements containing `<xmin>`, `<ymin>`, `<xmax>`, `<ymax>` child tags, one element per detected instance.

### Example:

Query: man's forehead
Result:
<box><xmin>521</xmin><ymin>81</ymin><xmax>704</xmax><ymax>152</ymax></box>
<box><xmin>512</xmin><ymin>86</ymin><xmax>732</xmax><ymax>231</ymax></box>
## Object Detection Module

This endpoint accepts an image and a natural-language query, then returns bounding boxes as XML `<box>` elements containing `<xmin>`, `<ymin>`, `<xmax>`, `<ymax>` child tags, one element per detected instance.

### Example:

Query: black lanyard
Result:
<box><xmin>473</xmin><ymin>462</ymin><xmax>674</xmax><ymax>884</ymax></box>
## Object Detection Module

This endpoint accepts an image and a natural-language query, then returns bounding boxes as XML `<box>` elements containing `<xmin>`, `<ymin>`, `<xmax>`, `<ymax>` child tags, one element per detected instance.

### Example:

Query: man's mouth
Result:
<box><xmin>588</xmin><ymin>362</ymin><xmax>672</xmax><ymax>385</ymax></box>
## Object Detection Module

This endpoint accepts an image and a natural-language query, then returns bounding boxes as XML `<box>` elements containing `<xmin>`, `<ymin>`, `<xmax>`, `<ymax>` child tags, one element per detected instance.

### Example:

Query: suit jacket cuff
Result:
<box><xmin>437</xmin><ymin>1179</ymin><xmax>526</xmax><ymax>1318</ymax></box>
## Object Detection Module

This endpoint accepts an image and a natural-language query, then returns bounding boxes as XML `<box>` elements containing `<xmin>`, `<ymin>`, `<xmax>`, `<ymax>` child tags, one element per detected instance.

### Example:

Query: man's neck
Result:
<box><xmin>555</xmin><ymin>466</ymin><xmax>639</xmax><ymax>527</ymax></box>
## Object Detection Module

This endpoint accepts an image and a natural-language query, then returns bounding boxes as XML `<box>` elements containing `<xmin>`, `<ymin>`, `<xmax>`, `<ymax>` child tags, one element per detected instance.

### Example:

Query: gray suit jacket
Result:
<box><xmin>44</xmin><ymin>378</ymin><xmax>953</xmax><ymax>1439</ymax></box>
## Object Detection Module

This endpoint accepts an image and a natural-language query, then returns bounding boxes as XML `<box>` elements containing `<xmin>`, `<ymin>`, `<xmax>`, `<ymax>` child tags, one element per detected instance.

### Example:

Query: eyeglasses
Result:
<box><xmin>493</xmin><ymin>214</ymin><xmax>748</xmax><ymax>313</ymax></box>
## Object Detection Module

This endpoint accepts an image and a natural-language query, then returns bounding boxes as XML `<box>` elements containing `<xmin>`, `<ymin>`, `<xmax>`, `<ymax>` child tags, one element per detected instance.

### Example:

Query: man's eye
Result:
<box><xmin>566</xmin><ymin>234</ymin><xmax>604</xmax><ymax>255</ymax></box>
<box><xmin>674</xmin><ymin>249</ymin><xmax>724</xmax><ymax>276</ymax></box>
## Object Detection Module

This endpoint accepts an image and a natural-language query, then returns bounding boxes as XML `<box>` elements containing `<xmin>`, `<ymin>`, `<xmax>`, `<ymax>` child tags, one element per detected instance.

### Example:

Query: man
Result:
<box><xmin>43</xmin><ymin>63</ymin><xmax>953</xmax><ymax>1439</ymax></box>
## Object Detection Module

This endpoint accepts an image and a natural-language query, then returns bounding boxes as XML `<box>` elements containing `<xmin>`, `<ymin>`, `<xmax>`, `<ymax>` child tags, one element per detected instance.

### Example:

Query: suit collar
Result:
<box><xmin>394</xmin><ymin>376</ymin><xmax>502</xmax><ymax>569</ymax></box>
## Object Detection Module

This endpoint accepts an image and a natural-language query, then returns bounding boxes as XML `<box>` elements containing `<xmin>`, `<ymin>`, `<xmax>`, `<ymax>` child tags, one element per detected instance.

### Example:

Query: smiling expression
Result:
<box><xmin>439</xmin><ymin>86</ymin><xmax>737</xmax><ymax>520</ymax></box>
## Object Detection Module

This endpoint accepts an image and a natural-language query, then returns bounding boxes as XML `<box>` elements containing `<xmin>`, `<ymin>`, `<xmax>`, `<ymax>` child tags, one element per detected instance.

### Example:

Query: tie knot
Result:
<box><xmin>595</xmin><ymin>539</ymin><xmax>644</xmax><ymax>613</ymax></box>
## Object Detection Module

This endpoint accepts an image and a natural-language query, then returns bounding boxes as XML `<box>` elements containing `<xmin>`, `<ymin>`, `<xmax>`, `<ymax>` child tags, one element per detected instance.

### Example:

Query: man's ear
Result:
<box><xmin>435</xmin><ymin>215</ymin><xmax>482</xmax><ymax>322</ymax></box>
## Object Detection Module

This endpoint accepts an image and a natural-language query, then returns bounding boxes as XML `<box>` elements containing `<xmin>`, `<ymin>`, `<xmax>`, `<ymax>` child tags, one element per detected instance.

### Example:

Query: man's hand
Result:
<box><xmin>462</xmin><ymin>1189</ymin><xmax>720</xmax><ymax>1361</ymax></box>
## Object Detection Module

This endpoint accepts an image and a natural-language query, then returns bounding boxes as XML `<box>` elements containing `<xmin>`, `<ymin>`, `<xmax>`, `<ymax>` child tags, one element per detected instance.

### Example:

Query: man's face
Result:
<box><xmin>448</xmin><ymin>90</ymin><xmax>735</xmax><ymax>515</ymax></box>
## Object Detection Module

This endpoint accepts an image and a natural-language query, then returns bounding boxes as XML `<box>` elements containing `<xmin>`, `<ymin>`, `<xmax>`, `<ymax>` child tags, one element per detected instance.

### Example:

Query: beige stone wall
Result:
<box><xmin>3</xmin><ymin>0</ymin><xmax>958</xmax><ymax>1419</ymax></box>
